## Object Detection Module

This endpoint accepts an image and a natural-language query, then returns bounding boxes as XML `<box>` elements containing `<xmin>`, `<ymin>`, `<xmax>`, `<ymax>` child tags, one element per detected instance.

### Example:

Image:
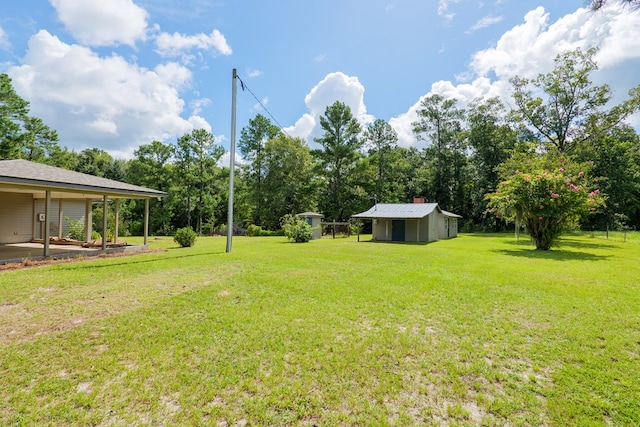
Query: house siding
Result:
<box><xmin>405</xmin><ymin>219</ymin><xmax>418</xmax><ymax>242</ymax></box>
<box><xmin>33</xmin><ymin>199</ymin><xmax>86</xmax><ymax>239</ymax></box>
<box><xmin>0</xmin><ymin>192</ymin><xmax>34</xmax><ymax>243</ymax></box>
<box><xmin>372</xmin><ymin>219</ymin><xmax>390</xmax><ymax>241</ymax></box>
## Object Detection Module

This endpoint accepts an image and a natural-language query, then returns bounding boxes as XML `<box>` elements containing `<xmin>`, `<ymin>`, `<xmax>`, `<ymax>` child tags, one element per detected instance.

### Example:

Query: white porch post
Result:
<box><xmin>44</xmin><ymin>190</ymin><xmax>51</xmax><ymax>257</ymax></box>
<box><xmin>58</xmin><ymin>199</ymin><xmax>63</xmax><ymax>239</ymax></box>
<box><xmin>114</xmin><ymin>199</ymin><xmax>120</xmax><ymax>243</ymax></box>
<box><xmin>102</xmin><ymin>195</ymin><xmax>108</xmax><ymax>251</ymax></box>
<box><xmin>85</xmin><ymin>199</ymin><xmax>93</xmax><ymax>242</ymax></box>
<box><xmin>144</xmin><ymin>198</ymin><xmax>149</xmax><ymax>246</ymax></box>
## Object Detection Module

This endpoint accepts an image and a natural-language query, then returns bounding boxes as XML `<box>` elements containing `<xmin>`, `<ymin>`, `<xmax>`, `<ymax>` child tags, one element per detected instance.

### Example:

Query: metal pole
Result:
<box><xmin>226</xmin><ymin>68</ymin><xmax>237</xmax><ymax>253</ymax></box>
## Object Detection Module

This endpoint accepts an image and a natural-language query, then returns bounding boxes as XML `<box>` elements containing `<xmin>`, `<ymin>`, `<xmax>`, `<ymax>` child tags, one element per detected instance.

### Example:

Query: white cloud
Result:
<box><xmin>190</xmin><ymin>98</ymin><xmax>211</xmax><ymax>116</ymax></box>
<box><xmin>438</xmin><ymin>0</ymin><xmax>461</xmax><ymax>21</ymax></box>
<box><xmin>246</xmin><ymin>68</ymin><xmax>262</xmax><ymax>78</ymax></box>
<box><xmin>50</xmin><ymin>0</ymin><xmax>148</xmax><ymax>46</ymax></box>
<box><xmin>251</xmin><ymin>97</ymin><xmax>269</xmax><ymax>112</ymax></box>
<box><xmin>388</xmin><ymin>4</ymin><xmax>640</xmax><ymax>147</ymax></box>
<box><xmin>284</xmin><ymin>114</ymin><xmax>316</xmax><ymax>140</ymax></box>
<box><xmin>284</xmin><ymin>72</ymin><xmax>374</xmax><ymax>144</ymax></box>
<box><xmin>0</xmin><ymin>26</ymin><xmax>10</xmax><ymax>51</ymax></box>
<box><xmin>218</xmin><ymin>150</ymin><xmax>246</xmax><ymax>168</ymax></box>
<box><xmin>467</xmin><ymin>15</ymin><xmax>504</xmax><ymax>33</ymax></box>
<box><xmin>155</xmin><ymin>29</ymin><xmax>232</xmax><ymax>58</ymax></box>
<box><xmin>314</xmin><ymin>54</ymin><xmax>326</xmax><ymax>63</ymax></box>
<box><xmin>8</xmin><ymin>30</ymin><xmax>207</xmax><ymax>158</ymax></box>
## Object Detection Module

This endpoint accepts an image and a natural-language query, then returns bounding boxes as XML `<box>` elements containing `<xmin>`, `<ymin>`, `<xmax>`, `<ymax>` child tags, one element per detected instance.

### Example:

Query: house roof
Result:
<box><xmin>352</xmin><ymin>203</ymin><xmax>440</xmax><ymax>219</ymax></box>
<box><xmin>0</xmin><ymin>159</ymin><xmax>167</xmax><ymax>199</ymax></box>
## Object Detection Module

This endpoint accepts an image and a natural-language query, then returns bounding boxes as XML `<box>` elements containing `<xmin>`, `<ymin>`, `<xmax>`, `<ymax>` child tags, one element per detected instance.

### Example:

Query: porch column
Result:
<box><xmin>102</xmin><ymin>195</ymin><xmax>108</xmax><ymax>251</ymax></box>
<box><xmin>44</xmin><ymin>190</ymin><xmax>51</xmax><ymax>257</ymax></box>
<box><xmin>58</xmin><ymin>199</ymin><xmax>63</xmax><ymax>239</ymax></box>
<box><xmin>144</xmin><ymin>198</ymin><xmax>149</xmax><ymax>246</ymax></box>
<box><xmin>85</xmin><ymin>199</ymin><xmax>93</xmax><ymax>242</ymax></box>
<box><xmin>113</xmin><ymin>199</ymin><xmax>120</xmax><ymax>243</ymax></box>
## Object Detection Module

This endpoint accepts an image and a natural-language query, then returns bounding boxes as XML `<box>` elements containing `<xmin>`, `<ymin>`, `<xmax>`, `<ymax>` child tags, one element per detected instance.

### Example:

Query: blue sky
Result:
<box><xmin>1</xmin><ymin>1</ymin><xmax>639</xmax><ymax>162</ymax></box>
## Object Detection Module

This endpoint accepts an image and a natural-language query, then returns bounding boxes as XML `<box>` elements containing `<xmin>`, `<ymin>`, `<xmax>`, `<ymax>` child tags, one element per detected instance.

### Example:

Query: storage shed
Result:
<box><xmin>352</xmin><ymin>203</ymin><xmax>461</xmax><ymax>243</ymax></box>
<box><xmin>297</xmin><ymin>212</ymin><xmax>324</xmax><ymax>240</ymax></box>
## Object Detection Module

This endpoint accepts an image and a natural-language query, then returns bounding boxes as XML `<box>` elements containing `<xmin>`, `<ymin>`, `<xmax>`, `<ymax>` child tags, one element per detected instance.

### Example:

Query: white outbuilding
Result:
<box><xmin>297</xmin><ymin>212</ymin><xmax>324</xmax><ymax>240</ymax></box>
<box><xmin>352</xmin><ymin>203</ymin><xmax>461</xmax><ymax>243</ymax></box>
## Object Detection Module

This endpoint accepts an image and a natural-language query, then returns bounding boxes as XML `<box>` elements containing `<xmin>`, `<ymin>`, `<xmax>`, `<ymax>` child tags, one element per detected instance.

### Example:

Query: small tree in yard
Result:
<box><xmin>486</xmin><ymin>154</ymin><xmax>604</xmax><ymax>250</ymax></box>
<box><xmin>281</xmin><ymin>214</ymin><xmax>314</xmax><ymax>243</ymax></box>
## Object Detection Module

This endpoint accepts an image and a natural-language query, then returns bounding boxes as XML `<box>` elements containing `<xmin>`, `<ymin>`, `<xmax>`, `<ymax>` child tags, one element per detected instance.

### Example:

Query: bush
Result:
<box><xmin>247</xmin><ymin>224</ymin><xmax>285</xmax><ymax>237</ymax></box>
<box><xmin>65</xmin><ymin>217</ymin><xmax>85</xmax><ymax>241</ymax></box>
<box><xmin>174</xmin><ymin>227</ymin><xmax>197</xmax><ymax>247</ymax></box>
<box><xmin>281</xmin><ymin>214</ymin><xmax>314</xmax><ymax>243</ymax></box>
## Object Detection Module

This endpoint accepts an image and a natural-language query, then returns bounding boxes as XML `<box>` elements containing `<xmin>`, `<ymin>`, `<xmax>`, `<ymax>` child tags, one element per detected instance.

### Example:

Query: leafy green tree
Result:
<box><xmin>313</xmin><ymin>101</ymin><xmax>363</xmax><ymax>221</ymax></box>
<box><xmin>239</xmin><ymin>114</ymin><xmax>281</xmax><ymax>226</ymax></box>
<box><xmin>260</xmin><ymin>135</ymin><xmax>318</xmax><ymax>230</ymax></box>
<box><xmin>486</xmin><ymin>154</ymin><xmax>604</xmax><ymax>250</ymax></box>
<box><xmin>577</xmin><ymin>124</ymin><xmax>640</xmax><ymax>229</ymax></box>
<box><xmin>44</xmin><ymin>146</ymin><xmax>79</xmax><ymax>169</ymax></box>
<box><xmin>412</xmin><ymin>94</ymin><xmax>465</xmax><ymax>211</ymax></box>
<box><xmin>363</xmin><ymin>119</ymin><xmax>399</xmax><ymax>203</ymax></box>
<box><xmin>0</xmin><ymin>73</ymin><xmax>59</xmax><ymax>160</ymax></box>
<box><xmin>510</xmin><ymin>48</ymin><xmax>640</xmax><ymax>154</ymax></box>
<box><xmin>127</xmin><ymin>140</ymin><xmax>175</xmax><ymax>235</ymax></box>
<box><xmin>74</xmin><ymin>148</ymin><xmax>125</xmax><ymax>180</ymax></box>
<box><xmin>173</xmin><ymin>129</ymin><xmax>224</xmax><ymax>234</ymax></box>
<box><xmin>466</xmin><ymin>97</ymin><xmax>518</xmax><ymax>229</ymax></box>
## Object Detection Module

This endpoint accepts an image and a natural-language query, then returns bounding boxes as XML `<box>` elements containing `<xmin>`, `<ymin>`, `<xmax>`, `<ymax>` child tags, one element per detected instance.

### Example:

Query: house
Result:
<box><xmin>0</xmin><ymin>159</ymin><xmax>167</xmax><ymax>258</ymax></box>
<box><xmin>352</xmin><ymin>203</ymin><xmax>461</xmax><ymax>243</ymax></box>
<box><xmin>297</xmin><ymin>212</ymin><xmax>324</xmax><ymax>240</ymax></box>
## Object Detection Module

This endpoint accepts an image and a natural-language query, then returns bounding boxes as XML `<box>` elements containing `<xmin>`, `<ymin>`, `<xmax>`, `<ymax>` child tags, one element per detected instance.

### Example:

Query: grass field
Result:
<box><xmin>1</xmin><ymin>233</ymin><xmax>639</xmax><ymax>426</ymax></box>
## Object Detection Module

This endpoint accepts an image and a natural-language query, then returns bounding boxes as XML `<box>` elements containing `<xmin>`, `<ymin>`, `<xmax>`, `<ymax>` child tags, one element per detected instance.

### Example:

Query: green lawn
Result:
<box><xmin>1</xmin><ymin>233</ymin><xmax>639</xmax><ymax>426</ymax></box>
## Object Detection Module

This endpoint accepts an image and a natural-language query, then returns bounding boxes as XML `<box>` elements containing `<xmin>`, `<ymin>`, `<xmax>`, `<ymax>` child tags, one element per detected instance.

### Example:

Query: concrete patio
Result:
<box><xmin>0</xmin><ymin>242</ymin><xmax>148</xmax><ymax>265</ymax></box>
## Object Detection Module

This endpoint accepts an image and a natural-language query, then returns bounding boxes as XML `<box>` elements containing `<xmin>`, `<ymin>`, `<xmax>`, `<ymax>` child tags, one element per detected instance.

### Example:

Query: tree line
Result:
<box><xmin>2</xmin><ymin>47</ymin><xmax>639</xmax><ymax>237</ymax></box>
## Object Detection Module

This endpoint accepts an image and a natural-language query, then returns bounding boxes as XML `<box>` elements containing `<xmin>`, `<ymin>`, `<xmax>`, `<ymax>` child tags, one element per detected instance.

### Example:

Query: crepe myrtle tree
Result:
<box><xmin>486</xmin><ymin>154</ymin><xmax>604</xmax><ymax>250</ymax></box>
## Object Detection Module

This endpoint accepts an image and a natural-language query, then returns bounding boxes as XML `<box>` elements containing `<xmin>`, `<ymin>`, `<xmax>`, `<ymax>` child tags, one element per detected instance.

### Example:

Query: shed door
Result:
<box><xmin>392</xmin><ymin>220</ymin><xmax>405</xmax><ymax>241</ymax></box>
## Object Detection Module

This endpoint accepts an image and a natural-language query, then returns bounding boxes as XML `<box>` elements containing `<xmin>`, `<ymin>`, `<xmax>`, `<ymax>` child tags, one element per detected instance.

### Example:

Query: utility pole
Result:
<box><xmin>226</xmin><ymin>68</ymin><xmax>237</xmax><ymax>253</ymax></box>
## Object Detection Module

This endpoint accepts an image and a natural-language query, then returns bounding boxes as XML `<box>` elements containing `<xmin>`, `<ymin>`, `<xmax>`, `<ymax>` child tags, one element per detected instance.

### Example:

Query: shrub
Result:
<box><xmin>281</xmin><ymin>214</ymin><xmax>314</xmax><ymax>243</ymax></box>
<box><xmin>247</xmin><ymin>224</ymin><xmax>262</xmax><ymax>237</ymax></box>
<box><xmin>174</xmin><ymin>227</ymin><xmax>197</xmax><ymax>247</ymax></box>
<box><xmin>65</xmin><ymin>217</ymin><xmax>85</xmax><ymax>241</ymax></box>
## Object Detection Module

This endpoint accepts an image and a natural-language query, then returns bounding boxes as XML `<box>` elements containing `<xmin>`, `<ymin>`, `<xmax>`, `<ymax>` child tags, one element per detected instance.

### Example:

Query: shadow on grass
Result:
<box><xmin>494</xmin><ymin>248</ymin><xmax>612</xmax><ymax>261</ymax></box>
<box><xmin>53</xmin><ymin>249</ymin><xmax>227</xmax><ymax>270</ymax></box>
<box><xmin>502</xmin><ymin>238</ymin><xmax>617</xmax><ymax>251</ymax></box>
<box><xmin>357</xmin><ymin>239</ymin><xmax>433</xmax><ymax>246</ymax></box>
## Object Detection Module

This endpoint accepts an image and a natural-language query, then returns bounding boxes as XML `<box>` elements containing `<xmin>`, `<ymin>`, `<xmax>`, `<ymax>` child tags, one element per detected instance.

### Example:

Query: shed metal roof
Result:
<box><xmin>297</xmin><ymin>212</ymin><xmax>324</xmax><ymax>218</ymax></box>
<box><xmin>0</xmin><ymin>159</ymin><xmax>167</xmax><ymax>199</ymax></box>
<box><xmin>441</xmin><ymin>209</ymin><xmax>463</xmax><ymax>218</ymax></box>
<box><xmin>352</xmin><ymin>203</ymin><xmax>440</xmax><ymax>219</ymax></box>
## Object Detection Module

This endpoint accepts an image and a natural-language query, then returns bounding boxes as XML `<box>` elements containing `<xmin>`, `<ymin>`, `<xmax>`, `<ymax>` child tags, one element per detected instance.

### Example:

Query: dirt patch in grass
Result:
<box><xmin>0</xmin><ymin>250</ymin><xmax>235</xmax><ymax>347</ymax></box>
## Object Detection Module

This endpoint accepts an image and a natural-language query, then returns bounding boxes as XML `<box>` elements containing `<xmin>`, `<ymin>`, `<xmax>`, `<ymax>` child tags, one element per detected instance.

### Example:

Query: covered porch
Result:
<box><xmin>0</xmin><ymin>159</ymin><xmax>167</xmax><ymax>261</ymax></box>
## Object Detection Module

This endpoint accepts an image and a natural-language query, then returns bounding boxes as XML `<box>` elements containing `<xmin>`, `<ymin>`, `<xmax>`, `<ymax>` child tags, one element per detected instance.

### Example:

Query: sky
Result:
<box><xmin>1</xmin><ymin>0</ymin><xmax>639</xmax><ymax>164</ymax></box>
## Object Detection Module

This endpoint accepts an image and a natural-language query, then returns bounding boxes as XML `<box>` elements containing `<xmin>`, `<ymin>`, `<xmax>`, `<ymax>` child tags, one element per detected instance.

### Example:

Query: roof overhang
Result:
<box><xmin>0</xmin><ymin>159</ymin><xmax>167</xmax><ymax>199</ymax></box>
